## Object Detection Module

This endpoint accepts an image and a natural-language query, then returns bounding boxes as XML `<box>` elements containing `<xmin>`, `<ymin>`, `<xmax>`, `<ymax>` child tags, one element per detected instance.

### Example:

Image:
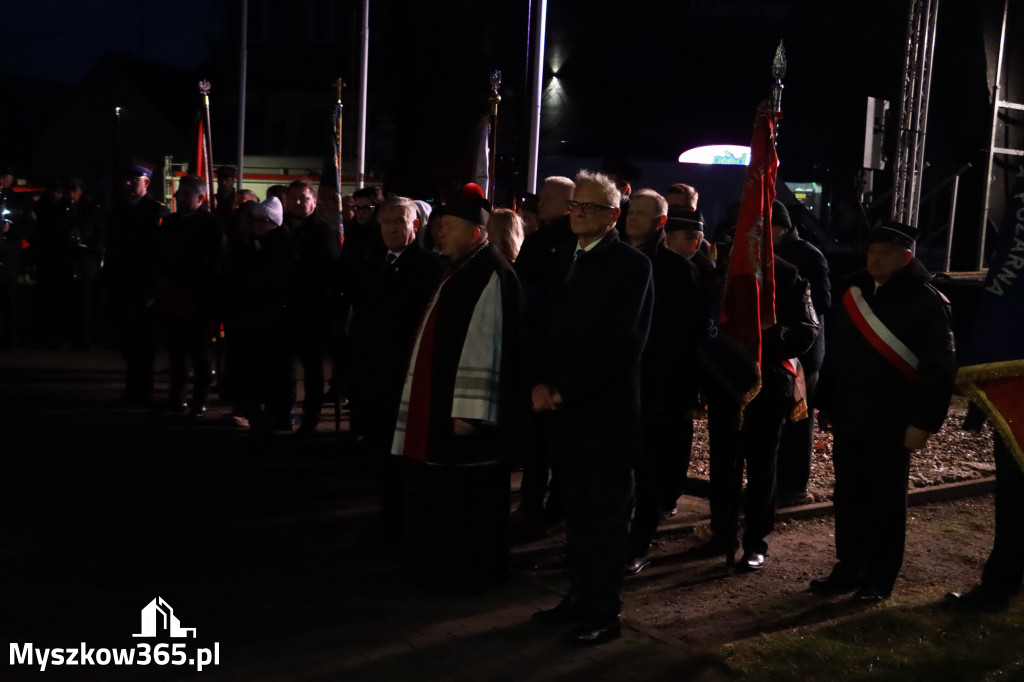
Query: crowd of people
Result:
<box><xmin>0</xmin><ymin>155</ymin><xmax>1019</xmax><ymax>646</ymax></box>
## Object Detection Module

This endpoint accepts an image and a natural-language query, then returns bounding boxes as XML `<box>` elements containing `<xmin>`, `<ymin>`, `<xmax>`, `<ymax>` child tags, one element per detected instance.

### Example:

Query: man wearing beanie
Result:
<box><xmin>769</xmin><ymin>200</ymin><xmax>831</xmax><ymax>506</ymax></box>
<box><xmin>223</xmin><ymin>197</ymin><xmax>294</xmax><ymax>439</ymax></box>
<box><xmin>814</xmin><ymin>220</ymin><xmax>956</xmax><ymax>601</ymax></box>
<box><xmin>391</xmin><ymin>186</ymin><xmax>522</xmax><ymax>595</ymax></box>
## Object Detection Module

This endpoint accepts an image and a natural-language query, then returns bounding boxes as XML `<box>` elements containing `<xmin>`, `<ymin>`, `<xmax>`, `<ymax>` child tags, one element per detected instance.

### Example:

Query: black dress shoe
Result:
<box><xmin>532</xmin><ymin>595</ymin><xmax>586</xmax><ymax>625</ymax></box>
<box><xmin>740</xmin><ymin>551</ymin><xmax>765</xmax><ymax>571</ymax></box>
<box><xmin>625</xmin><ymin>557</ymin><xmax>651</xmax><ymax>576</ymax></box>
<box><xmin>853</xmin><ymin>586</ymin><xmax>890</xmax><ymax>602</ymax></box>
<box><xmin>564</xmin><ymin>616</ymin><xmax>621</xmax><ymax>645</ymax></box>
<box><xmin>945</xmin><ymin>587</ymin><xmax>1010</xmax><ymax>609</ymax></box>
<box><xmin>809</xmin><ymin>574</ymin><xmax>861</xmax><ymax>594</ymax></box>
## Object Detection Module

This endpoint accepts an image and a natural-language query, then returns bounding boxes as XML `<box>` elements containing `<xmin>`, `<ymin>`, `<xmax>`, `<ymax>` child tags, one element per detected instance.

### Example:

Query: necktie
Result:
<box><xmin>566</xmin><ymin>248</ymin><xmax>585</xmax><ymax>282</ymax></box>
<box><xmin>386</xmin><ymin>252</ymin><xmax>398</xmax><ymax>266</ymax></box>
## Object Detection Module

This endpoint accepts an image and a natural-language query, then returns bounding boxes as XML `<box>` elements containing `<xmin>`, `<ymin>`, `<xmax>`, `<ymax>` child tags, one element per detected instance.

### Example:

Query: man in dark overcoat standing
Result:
<box><xmin>621</xmin><ymin>188</ymin><xmax>700</xmax><ymax>574</ymax></box>
<box><xmin>530</xmin><ymin>170</ymin><xmax>654</xmax><ymax>645</ymax></box>
<box><xmin>815</xmin><ymin>221</ymin><xmax>956</xmax><ymax>601</ymax></box>
<box><xmin>348</xmin><ymin>196</ymin><xmax>444</xmax><ymax>541</ymax></box>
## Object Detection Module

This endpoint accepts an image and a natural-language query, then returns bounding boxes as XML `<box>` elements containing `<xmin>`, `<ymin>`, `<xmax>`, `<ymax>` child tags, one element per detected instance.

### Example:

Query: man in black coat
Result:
<box><xmin>770</xmin><ymin>200</ymin><xmax>831</xmax><ymax>504</ymax></box>
<box><xmin>103</xmin><ymin>162</ymin><xmax>168</xmax><ymax>405</ymax></box>
<box><xmin>814</xmin><ymin>221</ymin><xmax>956</xmax><ymax>601</ymax></box>
<box><xmin>510</xmin><ymin>175</ymin><xmax>577</xmax><ymax>536</ymax></box>
<box><xmin>391</xmin><ymin>190</ymin><xmax>522</xmax><ymax>594</ymax></box>
<box><xmin>283</xmin><ymin>180</ymin><xmax>341</xmax><ymax>434</ymax></box>
<box><xmin>154</xmin><ymin>175</ymin><xmax>224</xmax><ymax>416</ymax></box>
<box><xmin>622</xmin><ymin>189</ymin><xmax>700</xmax><ymax>574</ymax></box>
<box><xmin>348</xmin><ymin>196</ymin><xmax>444</xmax><ymax>540</ymax></box>
<box><xmin>704</xmin><ymin>255</ymin><xmax>818</xmax><ymax>570</ymax></box>
<box><xmin>530</xmin><ymin>170</ymin><xmax>654</xmax><ymax>645</ymax></box>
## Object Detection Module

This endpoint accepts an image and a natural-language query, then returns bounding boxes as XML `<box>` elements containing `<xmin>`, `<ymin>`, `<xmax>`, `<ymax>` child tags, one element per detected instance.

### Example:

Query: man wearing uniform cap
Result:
<box><xmin>665</xmin><ymin>207</ymin><xmax>715</xmax><ymax>277</ymax></box>
<box><xmin>104</xmin><ymin>160</ymin><xmax>168</xmax><ymax>405</ymax></box>
<box><xmin>814</xmin><ymin>219</ymin><xmax>956</xmax><ymax>601</ymax></box>
<box><xmin>391</xmin><ymin>186</ymin><xmax>522</xmax><ymax>594</ymax></box>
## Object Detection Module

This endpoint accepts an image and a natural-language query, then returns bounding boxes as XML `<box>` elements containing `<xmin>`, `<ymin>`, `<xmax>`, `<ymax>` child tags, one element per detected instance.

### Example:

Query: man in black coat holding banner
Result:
<box><xmin>530</xmin><ymin>170</ymin><xmax>653</xmax><ymax>645</ymax></box>
<box><xmin>815</xmin><ymin>220</ymin><xmax>956</xmax><ymax>601</ymax></box>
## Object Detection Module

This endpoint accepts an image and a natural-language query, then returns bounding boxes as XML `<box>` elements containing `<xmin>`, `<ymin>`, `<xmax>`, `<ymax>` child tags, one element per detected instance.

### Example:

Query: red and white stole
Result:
<box><xmin>842</xmin><ymin>285</ymin><xmax>919</xmax><ymax>380</ymax></box>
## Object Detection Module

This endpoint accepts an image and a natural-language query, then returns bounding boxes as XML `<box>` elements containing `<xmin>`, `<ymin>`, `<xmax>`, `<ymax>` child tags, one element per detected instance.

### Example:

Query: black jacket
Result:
<box><xmin>104</xmin><ymin>194</ymin><xmax>168</xmax><ymax>307</ymax></box>
<box><xmin>531</xmin><ymin>229</ymin><xmax>654</xmax><ymax>469</ymax></box>
<box><xmin>348</xmin><ymin>240</ymin><xmax>445</xmax><ymax>435</ymax></box>
<box><xmin>774</xmin><ymin>229</ymin><xmax>830</xmax><ymax>373</ymax></box>
<box><xmin>635</xmin><ymin>231</ymin><xmax>701</xmax><ymax>410</ymax></box>
<box><xmin>818</xmin><ymin>259</ymin><xmax>956</xmax><ymax>439</ymax></box>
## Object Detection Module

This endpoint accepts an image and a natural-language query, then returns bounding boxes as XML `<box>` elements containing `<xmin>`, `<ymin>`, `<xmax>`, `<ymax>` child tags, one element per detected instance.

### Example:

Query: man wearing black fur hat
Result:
<box><xmin>391</xmin><ymin>187</ymin><xmax>522</xmax><ymax>594</ymax></box>
<box><xmin>813</xmin><ymin>220</ymin><xmax>956</xmax><ymax>601</ymax></box>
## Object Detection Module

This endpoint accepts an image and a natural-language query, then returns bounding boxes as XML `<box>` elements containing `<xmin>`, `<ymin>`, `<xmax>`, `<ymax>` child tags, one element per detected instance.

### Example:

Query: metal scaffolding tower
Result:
<box><xmin>892</xmin><ymin>0</ymin><xmax>941</xmax><ymax>232</ymax></box>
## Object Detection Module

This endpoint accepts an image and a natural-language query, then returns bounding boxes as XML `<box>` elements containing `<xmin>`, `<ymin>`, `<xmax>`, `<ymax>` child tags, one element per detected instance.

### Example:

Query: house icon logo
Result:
<box><xmin>132</xmin><ymin>597</ymin><xmax>197</xmax><ymax>638</ymax></box>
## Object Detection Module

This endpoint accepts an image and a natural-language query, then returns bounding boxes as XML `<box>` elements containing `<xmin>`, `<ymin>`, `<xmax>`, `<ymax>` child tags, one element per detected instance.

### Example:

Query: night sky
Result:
<box><xmin>3</xmin><ymin>0</ymin><xmax>1019</xmax><ymax>265</ymax></box>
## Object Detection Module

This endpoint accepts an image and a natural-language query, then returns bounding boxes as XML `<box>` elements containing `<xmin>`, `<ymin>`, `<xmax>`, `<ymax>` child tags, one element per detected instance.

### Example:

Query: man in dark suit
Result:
<box><xmin>510</xmin><ymin>175</ymin><xmax>576</xmax><ymax>537</ymax></box>
<box><xmin>530</xmin><ymin>170</ymin><xmax>654</xmax><ymax>645</ymax></box>
<box><xmin>348</xmin><ymin>196</ymin><xmax>444</xmax><ymax>540</ymax></box>
<box><xmin>154</xmin><ymin>175</ymin><xmax>224</xmax><ymax>417</ymax></box>
<box><xmin>622</xmin><ymin>189</ymin><xmax>700</xmax><ymax>574</ymax></box>
<box><xmin>283</xmin><ymin>180</ymin><xmax>341</xmax><ymax>434</ymax></box>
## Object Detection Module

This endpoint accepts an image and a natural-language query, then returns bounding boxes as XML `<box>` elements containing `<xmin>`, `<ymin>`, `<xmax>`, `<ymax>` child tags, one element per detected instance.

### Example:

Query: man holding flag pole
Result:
<box><xmin>702</xmin><ymin>44</ymin><xmax>818</xmax><ymax>572</ymax></box>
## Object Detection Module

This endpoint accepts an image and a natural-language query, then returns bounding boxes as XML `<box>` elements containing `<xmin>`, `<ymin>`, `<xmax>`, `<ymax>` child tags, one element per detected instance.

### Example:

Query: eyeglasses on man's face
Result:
<box><xmin>566</xmin><ymin>200</ymin><xmax>615</xmax><ymax>215</ymax></box>
<box><xmin>354</xmin><ymin>204</ymin><xmax>376</xmax><ymax>212</ymax></box>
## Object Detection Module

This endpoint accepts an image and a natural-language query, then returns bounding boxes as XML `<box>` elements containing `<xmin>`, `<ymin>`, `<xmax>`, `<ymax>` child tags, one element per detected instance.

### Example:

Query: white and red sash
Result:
<box><xmin>843</xmin><ymin>285</ymin><xmax>919</xmax><ymax>380</ymax></box>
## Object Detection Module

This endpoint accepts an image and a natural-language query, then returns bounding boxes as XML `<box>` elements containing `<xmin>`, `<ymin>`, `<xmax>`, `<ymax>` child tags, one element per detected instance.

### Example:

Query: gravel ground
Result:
<box><xmin>687</xmin><ymin>396</ymin><xmax>996</xmax><ymax>500</ymax></box>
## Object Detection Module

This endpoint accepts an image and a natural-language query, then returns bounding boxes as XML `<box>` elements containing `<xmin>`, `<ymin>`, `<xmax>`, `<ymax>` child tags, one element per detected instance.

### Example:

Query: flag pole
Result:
<box><xmin>237</xmin><ymin>0</ymin><xmax>248</xmax><ymax>188</ymax></box>
<box><xmin>487</xmin><ymin>70</ymin><xmax>502</xmax><ymax>202</ymax></box>
<box><xmin>199</xmin><ymin>80</ymin><xmax>215</xmax><ymax>206</ymax></box>
<box><xmin>356</xmin><ymin>0</ymin><xmax>369</xmax><ymax>189</ymax></box>
<box><xmin>526</xmin><ymin>0</ymin><xmax>548</xmax><ymax>194</ymax></box>
<box><xmin>335</xmin><ymin>78</ymin><xmax>345</xmax><ymax>191</ymax></box>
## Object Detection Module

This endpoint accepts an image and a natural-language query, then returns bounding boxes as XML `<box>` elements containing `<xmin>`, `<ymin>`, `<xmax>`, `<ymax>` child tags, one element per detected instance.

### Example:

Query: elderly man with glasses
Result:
<box><xmin>529</xmin><ymin>170</ymin><xmax>653</xmax><ymax>645</ymax></box>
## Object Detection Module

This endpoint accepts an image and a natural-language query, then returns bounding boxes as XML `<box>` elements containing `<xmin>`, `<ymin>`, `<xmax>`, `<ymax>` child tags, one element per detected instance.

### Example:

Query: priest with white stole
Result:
<box><xmin>392</xmin><ymin>185</ymin><xmax>523</xmax><ymax>594</ymax></box>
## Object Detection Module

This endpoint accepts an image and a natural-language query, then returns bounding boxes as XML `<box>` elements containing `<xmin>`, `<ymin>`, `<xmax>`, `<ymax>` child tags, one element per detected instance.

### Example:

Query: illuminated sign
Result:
<box><xmin>678</xmin><ymin>145</ymin><xmax>751</xmax><ymax>166</ymax></box>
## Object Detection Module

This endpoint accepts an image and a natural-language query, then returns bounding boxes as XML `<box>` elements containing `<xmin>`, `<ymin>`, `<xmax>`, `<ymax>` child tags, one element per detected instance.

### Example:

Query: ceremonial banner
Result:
<box><xmin>321</xmin><ymin>105</ymin><xmax>342</xmax><ymax>199</ymax></box>
<box><xmin>717</xmin><ymin>104</ymin><xmax>779</xmax><ymax>410</ymax></box>
<box><xmin>191</xmin><ymin>115</ymin><xmax>214</xmax><ymax>199</ymax></box>
<box><xmin>956</xmin><ymin>174</ymin><xmax>1024</xmax><ymax>468</ymax></box>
